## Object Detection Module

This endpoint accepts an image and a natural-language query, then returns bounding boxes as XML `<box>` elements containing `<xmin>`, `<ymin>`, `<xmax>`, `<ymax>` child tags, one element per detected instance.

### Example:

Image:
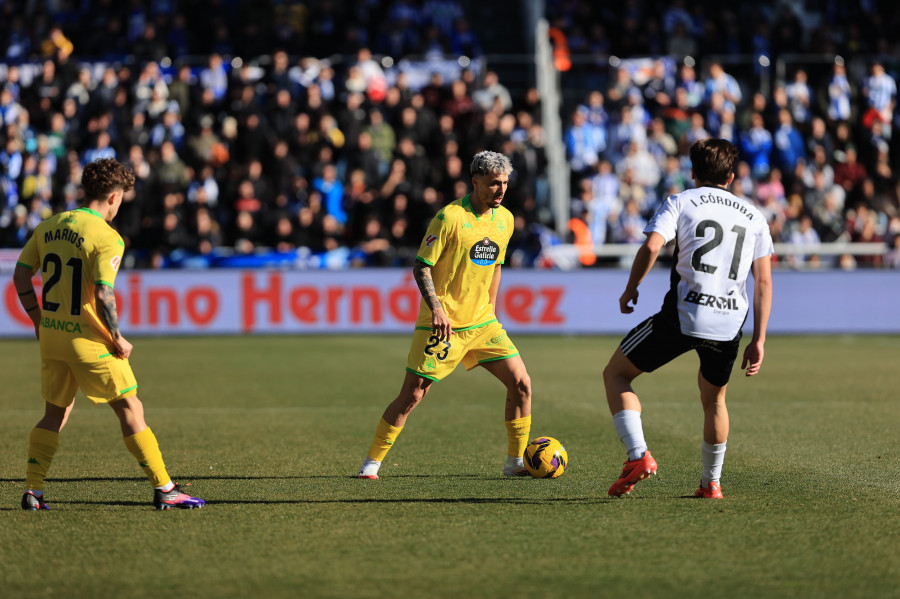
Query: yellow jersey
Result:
<box><xmin>415</xmin><ymin>195</ymin><xmax>514</xmax><ymax>330</ymax></box>
<box><xmin>16</xmin><ymin>207</ymin><xmax>125</xmax><ymax>360</ymax></box>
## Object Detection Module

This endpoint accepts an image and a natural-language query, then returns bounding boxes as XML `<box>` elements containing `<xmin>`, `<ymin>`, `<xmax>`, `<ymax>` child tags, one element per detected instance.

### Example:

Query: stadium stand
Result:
<box><xmin>1</xmin><ymin>0</ymin><xmax>898</xmax><ymax>269</ymax></box>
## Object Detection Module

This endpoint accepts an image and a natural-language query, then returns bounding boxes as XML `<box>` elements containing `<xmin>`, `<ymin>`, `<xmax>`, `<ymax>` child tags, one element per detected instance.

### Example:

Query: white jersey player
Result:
<box><xmin>602</xmin><ymin>138</ymin><xmax>774</xmax><ymax>499</ymax></box>
<box><xmin>647</xmin><ymin>181</ymin><xmax>773</xmax><ymax>341</ymax></box>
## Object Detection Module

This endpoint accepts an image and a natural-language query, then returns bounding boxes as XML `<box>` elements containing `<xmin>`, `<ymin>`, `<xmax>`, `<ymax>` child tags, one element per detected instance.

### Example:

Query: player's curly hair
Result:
<box><xmin>81</xmin><ymin>158</ymin><xmax>135</xmax><ymax>201</ymax></box>
<box><xmin>470</xmin><ymin>151</ymin><xmax>513</xmax><ymax>177</ymax></box>
<box><xmin>690</xmin><ymin>139</ymin><xmax>738</xmax><ymax>185</ymax></box>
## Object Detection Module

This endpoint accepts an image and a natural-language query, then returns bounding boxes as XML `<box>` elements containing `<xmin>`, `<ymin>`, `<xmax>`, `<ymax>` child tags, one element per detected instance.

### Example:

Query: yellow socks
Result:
<box><xmin>505</xmin><ymin>415</ymin><xmax>531</xmax><ymax>458</ymax></box>
<box><xmin>367</xmin><ymin>418</ymin><xmax>403</xmax><ymax>462</ymax></box>
<box><xmin>123</xmin><ymin>427</ymin><xmax>171</xmax><ymax>488</ymax></box>
<box><xmin>25</xmin><ymin>427</ymin><xmax>60</xmax><ymax>491</ymax></box>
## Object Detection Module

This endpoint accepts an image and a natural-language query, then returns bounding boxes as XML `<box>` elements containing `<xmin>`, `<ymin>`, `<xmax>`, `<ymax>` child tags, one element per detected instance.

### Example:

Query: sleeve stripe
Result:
<box><xmin>415</xmin><ymin>256</ymin><xmax>434</xmax><ymax>266</ymax></box>
<box><xmin>95</xmin><ymin>280</ymin><xmax>115</xmax><ymax>288</ymax></box>
<box><xmin>16</xmin><ymin>261</ymin><xmax>34</xmax><ymax>269</ymax></box>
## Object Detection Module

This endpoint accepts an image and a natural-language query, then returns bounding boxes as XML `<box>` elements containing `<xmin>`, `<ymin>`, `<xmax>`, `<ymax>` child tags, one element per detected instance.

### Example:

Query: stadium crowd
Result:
<box><xmin>1</xmin><ymin>0</ymin><xmax>900</xmax><ymax>269</ymax></box>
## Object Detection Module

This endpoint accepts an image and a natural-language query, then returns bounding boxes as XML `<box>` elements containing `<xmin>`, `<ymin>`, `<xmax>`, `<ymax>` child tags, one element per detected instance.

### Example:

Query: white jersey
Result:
<box><xmin>645</xmin><ymin>186</ymin><xmax>774</xmax><ymax>341</ymax></box>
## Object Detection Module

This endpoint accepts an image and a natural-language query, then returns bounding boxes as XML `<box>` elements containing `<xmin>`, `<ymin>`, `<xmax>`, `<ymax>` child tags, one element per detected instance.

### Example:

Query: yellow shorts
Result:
<box><xmin>41</xmin><ymin>355</ymin><xmax>139</xmax><ymax>407</ymax></box>
<box><xmin>406</xmin><ymin>320</ymin><xmax>519</xmax><ymax>381</ymax></box>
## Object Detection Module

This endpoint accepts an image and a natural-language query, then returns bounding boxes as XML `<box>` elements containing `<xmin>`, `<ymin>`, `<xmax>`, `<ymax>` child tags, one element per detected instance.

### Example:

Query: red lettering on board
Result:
<box><xmin>148</xmin><ymin>288</ymin><xmax>178</xmax><ymax>325</ymax></box>
<box><xmin>388</xmin><ymin>275</ymin><xmax>420</xmax><ymax>323</ymax></box>
<box><xmin>185</xmin><ymin>287</ymin><xmax>218</xmax><ymax>326</ymax></box>
<box><xmin>127</xmin><ymin>274</ymin><xmax>141</xmax><ymax>326</ymax></box>
<box><xmin>503</xmin><ymin>287</ymin><xmax>533</xmax><ymax>323</ymax></box>
<box><xmin>242</xmin><ymin>273</ymin><xmax>283</xmax><ymax>332</ymax></box>
<box><xmin>539</xmin><ymin>287</ymin><xmax>565</xmax><ymax>324</ymax></box>
<box><xmin>326</xmin><ymin>287</ymin><xmax>343</xmax><ymax>323</ymax></box>
<box><xmin>351</xmin><ymin>287</ymin><xmax>381</xmax><ymax>323</ymax></box>
<box><xmin>289</xmin><ymin>287</ymin><xmax>319</xmax><ymax>323</ymax></box>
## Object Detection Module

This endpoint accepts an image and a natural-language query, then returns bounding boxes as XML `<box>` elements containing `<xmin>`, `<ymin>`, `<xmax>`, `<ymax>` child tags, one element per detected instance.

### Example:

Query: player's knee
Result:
<box><xmin>400</xmin><ymin>397</ymin><xmax>422</xmax><ymax>415</ymax></box>
<box><xmin>411</xmin><ymin>387</ymin><xmax>427</xmax><ymax>403</ymax></box>
<box><xmin>397</xmin><ymin>388</ymin><xmax>426</xmax><ymax>412</ymax></box>
<box><xmin>511</xmin><ymin>373</ymin><xmax>531</xmax><ymax>401</ymax></box>
<box><xmin>602</xmin><ymin>362</ymin><xmax>619</xmax><ymax>385</ymax></box>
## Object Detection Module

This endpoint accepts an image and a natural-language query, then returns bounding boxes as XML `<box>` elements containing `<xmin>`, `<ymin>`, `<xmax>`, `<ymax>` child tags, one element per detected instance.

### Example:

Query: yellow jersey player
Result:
<box><xmin>357</xmin><ymin>151</ymin><xmax>533</xmax><ymax>479</ymax></box>
<box><xmin>13</xmin><ymin>158</ymin><xmax>204</xmax><ymax>510</ymax></box>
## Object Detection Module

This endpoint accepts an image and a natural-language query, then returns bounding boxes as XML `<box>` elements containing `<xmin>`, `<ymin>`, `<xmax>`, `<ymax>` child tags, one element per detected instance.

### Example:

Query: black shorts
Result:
<box><xmin>620</xmin><ymin>312</ymin><xmax>741</xmax><ymax>387</ymax></box>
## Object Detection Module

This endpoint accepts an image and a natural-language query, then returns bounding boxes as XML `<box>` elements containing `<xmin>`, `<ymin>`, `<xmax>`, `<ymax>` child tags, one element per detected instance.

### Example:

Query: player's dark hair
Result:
<box><xmin>81</xmin><ymin>158</ymin><xmax>135</xmax><ymax>201</ymax></box>
<box><xmin>690</xmin><ymin>139</ymin><xmax>738</xmax><ymax>186</ymax></box>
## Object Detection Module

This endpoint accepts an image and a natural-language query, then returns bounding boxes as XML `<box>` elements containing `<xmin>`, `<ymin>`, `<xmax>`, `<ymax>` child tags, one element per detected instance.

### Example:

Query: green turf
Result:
<box><xmin>1</xmin><ymin>334</ymin><xmax>898</xmax><ymax>598</ymax></box>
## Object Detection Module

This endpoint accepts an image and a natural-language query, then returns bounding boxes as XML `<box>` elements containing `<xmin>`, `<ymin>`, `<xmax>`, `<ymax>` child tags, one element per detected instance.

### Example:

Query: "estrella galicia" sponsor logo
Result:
<box><xmin>470</xmin><ymin>237</ymin><xmax>500</xmax><ymax>265</ymax></box>
<box><xmin>684</xmin><ymin>290</ymin><xmax>740</xmax><ymax>310</ymax></box>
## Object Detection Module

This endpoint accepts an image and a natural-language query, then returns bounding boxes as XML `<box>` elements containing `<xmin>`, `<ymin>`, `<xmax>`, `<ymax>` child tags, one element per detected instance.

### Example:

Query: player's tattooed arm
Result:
<box><xmin>95</xmin><ymin>285</ymin><xmax>121</xmax><ymax>338</ymax></box>
<box><xmin>414</xmin><ymin>260</ymin><xmax>453</xmax><ymax>340</ymax></box>
<box><xmin>94</xmin><ymin>284</ymin><xmax>133</xmax><ymax>358</ymax></box>
<box><xmin>413</xmin><ymin>260</ymin><xmax>442</xmax><ymax>313</ymax></box>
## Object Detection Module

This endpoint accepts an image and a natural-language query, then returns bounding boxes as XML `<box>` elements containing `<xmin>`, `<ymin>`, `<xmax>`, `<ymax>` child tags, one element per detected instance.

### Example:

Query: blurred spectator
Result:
<box><xmin>862</xmin><ymin>61</ymin><xmax>896</xmax><ymax>138</ymax></box>
<box><xmin>772</xmin><ymin>109</ymin><xmax>806</xmax><ymax>184</ymax></box>
<box><xmin>833</xmin><ymin>145</ymin><xmax>867</xmax><ymax>196</ymax></box>
<box><xmin>168</xmin><ymin>65</ymin><xmax>194</xmax><ymax>116</ymax></box>
<box><xmin>82</xmin><ymin>131</ymin><xmax>116</xmax><ymax>163</ymax></box>
<box><xmin>666</xmin><ymin>21</ymin><xmax>697</xmax><ymax>60</ymax></box>
<box><xmin>41</xmin><ymin>26</ymin><xmax>73</xmax><ymax>60</ymax></box>
<box><xmin>449</xmin><ymin>18</ymin><xmax>482</xmax><ymax>57</ymax></box>
<box><xmin>787</xmin><ymin>214</ymin><xmax>821</xmax><ymax>267</ymax></box>
<box><xmin>473</xmin><ymin>71</ymin><xmax>513</xmax><ymax>114</ymax></box>
<box><xmin>312</xmin><ymin>163</ymin><xmax>347</xmax><ymax>225</ymax></box>
<box><xmin>825</xmin><ymin>62</ymin><xmax>854</xmax><ymax>125</ymax></box>
<box><xmin>611</xmin><ymin>198</ymin><xmax>647</xmax><ymax>244</ymax></box>
<box><xmin>739</xmin><ymin>112</ymin><xmax>773</xmax><ymax>180</ymax></box>
<box><xmin>785</xmin><ymin>69</ymin><xmax>813</xmax><ymax>128</ymax></box>
<box><xmin>565</xmin><ymin>106</ymin><xmax>604</xmax><ymax>182</ymax></box>
<box><xmin>704</xmin><ymin>62</ymin><xmax>742</xmax><ymax>113</ymax></box>
<box><xmin>191</xmin><ymin>206</ymin><xmax>223</xmax><ymax>255</ymax></box>
<box><xmin>199</xmin><ymin>54</ymin><xmax>229</xmax><ymax>106</ymax></box>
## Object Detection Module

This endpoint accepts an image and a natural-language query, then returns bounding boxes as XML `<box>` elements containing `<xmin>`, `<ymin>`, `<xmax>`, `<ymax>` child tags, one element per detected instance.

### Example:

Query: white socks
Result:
<box><xmin>701</xmin><ymin>441</ymin><xmax>727</xmax><ymax>486</ymax></box>
<box><xmin>614</xmin><ymin>410</ymin><xmax>727</xmax><ymax>485</ymax></box>
<box><xmin>612</xmin><ymin>410</ymin><xmax>648</xmax><ymax>461</ymax></box>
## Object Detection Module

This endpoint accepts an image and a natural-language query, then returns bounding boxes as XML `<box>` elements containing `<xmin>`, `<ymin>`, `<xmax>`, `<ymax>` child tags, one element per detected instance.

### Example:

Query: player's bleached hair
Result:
<box><xmin>470</xmin><ymin>151</ymin><xmax>513</xmax><ymax>177</ymax></box>
<box><xmin>81</xmin><ymin>158</ymin><xmax>135</xmax><ymax>201</ymax></box>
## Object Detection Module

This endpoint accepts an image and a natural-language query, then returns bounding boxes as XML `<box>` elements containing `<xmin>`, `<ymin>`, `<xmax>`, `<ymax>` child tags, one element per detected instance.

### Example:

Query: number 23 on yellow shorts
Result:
<box><xmin>405</xmin><ymin>321</ymin><xmax>519</xmax><ymax>381</ymax></box>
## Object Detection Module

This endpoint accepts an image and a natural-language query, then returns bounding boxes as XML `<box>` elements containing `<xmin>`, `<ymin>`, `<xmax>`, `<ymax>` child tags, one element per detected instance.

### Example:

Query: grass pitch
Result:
<box><xmin>0</xmin><ymin>334</ymin><xmax>898</xmax><ymax>598</ymax></box>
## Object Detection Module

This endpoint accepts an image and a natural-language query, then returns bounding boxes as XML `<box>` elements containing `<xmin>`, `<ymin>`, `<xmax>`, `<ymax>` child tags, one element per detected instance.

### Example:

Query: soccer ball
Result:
<box><xmin>523</xmin><ymin>436</ymin><xmax>568</xmax><ymax>478</ymax></box>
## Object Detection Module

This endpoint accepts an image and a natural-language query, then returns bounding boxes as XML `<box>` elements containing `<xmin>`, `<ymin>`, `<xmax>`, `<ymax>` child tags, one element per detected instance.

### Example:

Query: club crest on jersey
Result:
<box><xmin>470</xmin><ymin>237</ymin><xmax>500</xmax><ymax>265</ymax></box>
<box><xmin>110</xmin><ymin>255</ymin><xmax>121</xmax><ymax>271</ymax></box>
<box><xmin>424</xmin><ymin>234</ymin><xmax>438</xmax><ymax>247</ymax></box>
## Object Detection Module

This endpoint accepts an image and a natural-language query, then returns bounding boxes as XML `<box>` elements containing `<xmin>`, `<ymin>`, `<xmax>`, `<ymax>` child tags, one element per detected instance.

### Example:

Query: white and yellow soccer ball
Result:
<box><xmin>523</xmin><ymin>436</ymin><xmax>568</xmax><ymax>478</ymax></box>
